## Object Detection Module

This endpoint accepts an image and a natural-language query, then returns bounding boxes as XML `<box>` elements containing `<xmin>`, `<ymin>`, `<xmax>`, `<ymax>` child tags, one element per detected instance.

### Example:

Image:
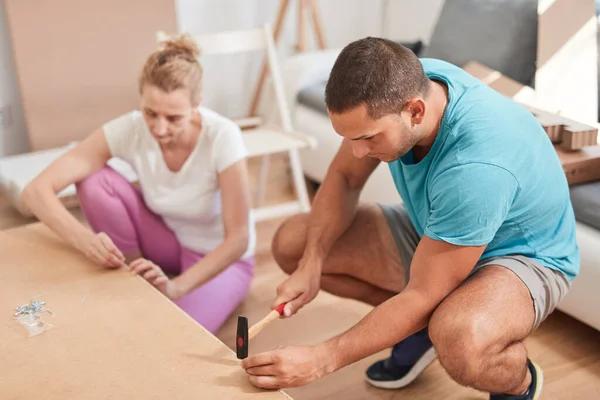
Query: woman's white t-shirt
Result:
<box><xmin>102</xmin><ymin>106</ymin><xmax>256</xmax><ymax>259</ymax></box>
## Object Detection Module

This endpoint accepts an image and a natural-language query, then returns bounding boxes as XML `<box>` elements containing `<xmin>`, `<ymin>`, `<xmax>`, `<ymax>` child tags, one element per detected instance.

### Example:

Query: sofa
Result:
<box><xmin>273</xmin><ymin>1</ymin><xmax>600</xmax><ymax>333</ymax></box>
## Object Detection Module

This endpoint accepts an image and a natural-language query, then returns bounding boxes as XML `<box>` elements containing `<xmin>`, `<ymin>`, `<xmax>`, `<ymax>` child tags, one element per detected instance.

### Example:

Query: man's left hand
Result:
<box><xmin>241</xmin><ymin>345</ymin><xmax>334</xmax><ymax>389</ymax></box>
<box><xmin>129</xmin><ymin>258</ymin><xmax>183</xmax><ymax>300</ymax></box>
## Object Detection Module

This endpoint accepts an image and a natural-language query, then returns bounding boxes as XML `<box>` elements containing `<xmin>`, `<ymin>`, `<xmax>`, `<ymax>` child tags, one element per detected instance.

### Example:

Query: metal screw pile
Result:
<box><xmin>14</xmin><ymin>299</ymin><xmax>49</xmax><ymax>318</ymax></box>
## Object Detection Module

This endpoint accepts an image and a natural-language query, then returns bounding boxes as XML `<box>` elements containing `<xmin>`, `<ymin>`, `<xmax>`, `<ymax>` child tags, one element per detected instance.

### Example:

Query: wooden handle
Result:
<box><xmin>248</xmin><ymin>310</ymin><xmax>280</xmax><ymax>340</ymax></box>
<box><xmin>248</xmin><ymin>303</ymin><xmax>286</xmax><ymax>340</ymax></box>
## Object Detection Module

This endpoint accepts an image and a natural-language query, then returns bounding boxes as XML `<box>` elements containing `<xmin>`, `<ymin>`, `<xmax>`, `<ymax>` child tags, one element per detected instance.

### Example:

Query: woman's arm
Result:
<box><xmin>20</xmin><ymin>128</ymin><xmax>124</xmax><ymax>266</ymax></box>
<box><xmin>172</xmin><ymin>158</ymin><xmax>252</xmax><ymax>296</ymax></box>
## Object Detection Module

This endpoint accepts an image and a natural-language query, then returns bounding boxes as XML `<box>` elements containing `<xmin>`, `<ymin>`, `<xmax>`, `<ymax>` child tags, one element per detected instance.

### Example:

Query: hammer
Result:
<box><xmin>236</xmin><ymin>303</ymin><xmax>286</xmax><ymax>359</ymax></box>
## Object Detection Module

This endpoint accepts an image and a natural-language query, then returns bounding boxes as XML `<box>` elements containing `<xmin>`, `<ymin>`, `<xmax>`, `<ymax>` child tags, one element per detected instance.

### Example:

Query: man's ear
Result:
<box><xmin>406</xmin><ymin>98</ymin><xmax>426</xmax><ymax>126</ymax></box>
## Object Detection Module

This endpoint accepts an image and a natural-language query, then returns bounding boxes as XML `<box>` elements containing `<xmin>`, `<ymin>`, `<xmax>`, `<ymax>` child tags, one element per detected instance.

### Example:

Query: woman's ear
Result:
<box><xmin>193</xmin><ymin>96</ymin><xmax>202</xmax><ymax>109</ymax></box>
<box><xmin>191</xmin><ymin>99</ymin><xmax>202</xmax><ymax>126</ymax></box>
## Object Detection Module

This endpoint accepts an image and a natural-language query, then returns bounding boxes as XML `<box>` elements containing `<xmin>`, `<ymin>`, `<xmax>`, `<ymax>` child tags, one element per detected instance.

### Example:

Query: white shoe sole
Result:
<box><xmin>365</xmin><ymin>347</ymin><xmax>437</xmax><ymax>390</ymax></box>
<box><xmin>531</xmin><ymin>360</ymin><xmax>544</xmax><ymax>400</ymax></box>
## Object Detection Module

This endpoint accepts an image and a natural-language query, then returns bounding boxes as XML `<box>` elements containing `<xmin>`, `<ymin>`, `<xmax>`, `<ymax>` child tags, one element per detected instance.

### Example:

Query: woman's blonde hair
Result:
<box><xmin>139</xmin><ymin>34</ymin><xmax>203</xmax><ymax>104</ymax></box>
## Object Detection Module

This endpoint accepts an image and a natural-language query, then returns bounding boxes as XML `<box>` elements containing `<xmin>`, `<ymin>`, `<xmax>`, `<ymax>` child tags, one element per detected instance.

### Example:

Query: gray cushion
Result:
<box><xmin>297</xmin><ymin>81</ymin><xmax>327</xmax><ymax>115</ymax></box>
<box><xmin>570</xmin><ymin>182</ymin><xmax>600</xmax><ymax>231</ymax></box>
<box><xmin>297</xmin><ymin>40</ymin><xmax>424</xmax><ymax>116</ymax></box>
<box><xmin>420</xmin><ymin>0</ymin><xmax>538</xmax><ymax>87</ymax></box>
<box><xmin>397</xmin><ymin>40</ymin><xmax>424</xmax><ymax>56</ymax></box>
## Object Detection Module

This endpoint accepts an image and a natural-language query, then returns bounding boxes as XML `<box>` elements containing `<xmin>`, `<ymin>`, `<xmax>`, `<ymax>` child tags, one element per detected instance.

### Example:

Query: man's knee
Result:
<box><xmin>429</xmin><ymin>306</ymin><xmax>491</xmax><ymax>387</ymax></box>
<box><xmin>271</xmin><ymin>213</ymin><xmax>308</xmax><ymax>274</ymax></box>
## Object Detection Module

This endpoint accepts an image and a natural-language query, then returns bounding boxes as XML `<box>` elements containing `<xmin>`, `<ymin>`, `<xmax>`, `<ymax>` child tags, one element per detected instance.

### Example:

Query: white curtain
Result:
<box><xmin>0</xmin><ymin>0</ymin><xmax>28</xmax><ymax>156</ymax></box>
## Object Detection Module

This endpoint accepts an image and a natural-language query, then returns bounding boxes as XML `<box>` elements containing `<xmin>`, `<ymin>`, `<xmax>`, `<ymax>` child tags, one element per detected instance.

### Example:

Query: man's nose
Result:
<box><xmin>351</xmin><ymin>142</ymin><xmax>370</xmax><ymax>159</ymax></box>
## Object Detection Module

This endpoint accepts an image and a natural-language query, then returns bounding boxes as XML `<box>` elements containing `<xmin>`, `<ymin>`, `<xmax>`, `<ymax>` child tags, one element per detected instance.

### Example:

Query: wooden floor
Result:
<box><xmin>2</xmin><ymin>155</ymin><xmax>600</xmax><ymax>399</ymax></box>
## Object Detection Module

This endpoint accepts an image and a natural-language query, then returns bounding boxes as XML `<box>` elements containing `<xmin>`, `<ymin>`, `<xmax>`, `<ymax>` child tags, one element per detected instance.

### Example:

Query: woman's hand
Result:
<box><xmin>128</xmin><ymin>258</ymin><xmax>183</xmax><ymax>300</ymax></box>
<box><xmin>75</xmin><ymin>231</ymin><xmax>125</xmax><ymax>268</ymax></box>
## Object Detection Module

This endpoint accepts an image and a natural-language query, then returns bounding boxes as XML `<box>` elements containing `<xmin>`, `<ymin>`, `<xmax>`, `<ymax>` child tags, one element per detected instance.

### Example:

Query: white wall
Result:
<box><xmin>383</xmin><ymin>0</ymin><xmax>445</xmax><ymax>43</ymax></box>
<box><xmin>0</xmin><ymin>0</ymin><xmax>28</xmax><ymax>157</ymax></box>
<box><xmin>175</xmin><ymin>0</ymin><xmax>411</xmax><ymax>119</ymax></box>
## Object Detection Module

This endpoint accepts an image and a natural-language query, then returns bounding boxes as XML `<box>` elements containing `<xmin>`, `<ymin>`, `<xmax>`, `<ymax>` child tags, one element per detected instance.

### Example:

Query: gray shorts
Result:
<box><xmin>379</xmin><ymin>203</ymin><xmax>571</xmax><ymax>331</ymax></box>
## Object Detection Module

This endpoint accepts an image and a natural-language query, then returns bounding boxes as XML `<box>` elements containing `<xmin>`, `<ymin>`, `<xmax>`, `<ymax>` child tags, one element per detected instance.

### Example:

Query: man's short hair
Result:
<box><xmin>325</xmin><ymin>37</ymin><xmax>430</xmax><ymax>119</ymax></box>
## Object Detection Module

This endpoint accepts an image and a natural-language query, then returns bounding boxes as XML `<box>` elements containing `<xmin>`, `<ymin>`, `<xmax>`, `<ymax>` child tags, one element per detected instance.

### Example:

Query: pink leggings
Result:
<box><xmin>75</xmin><ymin>166</ymin><xmax>254</xmax><ymax>334</ymax></box>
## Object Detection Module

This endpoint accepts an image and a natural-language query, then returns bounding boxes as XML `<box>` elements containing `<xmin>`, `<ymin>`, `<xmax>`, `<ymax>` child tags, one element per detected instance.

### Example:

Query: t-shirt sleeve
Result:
<box><xmin>424</xmin><ymin>163</ymin><xmax>519</xmax><ymax>246</ymax></box>
<box><xmin>211</xmin><ymin>120</ymin><xmax>249</xmax><ymax>173</ymax></box>
<box><xmin>102</xmin><ymin>112</ymin><xmax>139</xmax><ymax>160</ymax></box>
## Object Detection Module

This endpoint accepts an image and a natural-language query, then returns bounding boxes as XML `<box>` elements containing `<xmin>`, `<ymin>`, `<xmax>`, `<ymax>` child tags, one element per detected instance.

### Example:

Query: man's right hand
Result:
<box><xmin>272</xmin><ymin>258</ymin><xmax>322</xmax><ymax>317</ymax></box>
<box><xmin>269</xmin><ymin>140</ymin><xmax>378</xmax><ymax>318</ymax></box>
<box><xmin>75</xmin><ymin>232</ymin><xmax>125</xmax><ymax>268</ymax></box>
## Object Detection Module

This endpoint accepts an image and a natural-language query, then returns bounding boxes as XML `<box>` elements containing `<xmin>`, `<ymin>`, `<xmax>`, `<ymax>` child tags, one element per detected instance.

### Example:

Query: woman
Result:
<box><xmin>20</xmin><ymin>35</ymin><xmax>256</xmax><ymax>334</ymax></box>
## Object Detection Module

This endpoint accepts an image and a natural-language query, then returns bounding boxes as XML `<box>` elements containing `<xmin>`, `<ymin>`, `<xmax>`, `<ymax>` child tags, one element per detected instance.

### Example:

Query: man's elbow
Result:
<box><xmin>403</xmin><ymin>284</ymin><xmax>449</xmax><ymax>314</ymax></box>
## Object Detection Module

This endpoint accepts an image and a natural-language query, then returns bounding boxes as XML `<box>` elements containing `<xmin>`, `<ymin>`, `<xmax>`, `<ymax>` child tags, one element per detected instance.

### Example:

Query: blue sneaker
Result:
<box><xmin>365</xmin><ymin>327</ymin><xmax>437</xmax><ymax>389</ymax></box>
<box><xmin>489</xmin><ymin>359</ymin><xmax>543</xmax><ymax>400</ymax></box>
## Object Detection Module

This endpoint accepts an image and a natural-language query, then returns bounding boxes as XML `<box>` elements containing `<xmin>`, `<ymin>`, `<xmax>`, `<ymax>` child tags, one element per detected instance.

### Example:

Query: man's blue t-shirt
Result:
<box><xmin>388</xmin><ymin>58</ymin><xmax>579</xmax><ymax>281</ymax></box>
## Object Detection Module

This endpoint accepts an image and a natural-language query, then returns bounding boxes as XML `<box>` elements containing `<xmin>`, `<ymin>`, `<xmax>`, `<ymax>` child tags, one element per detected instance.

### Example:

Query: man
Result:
<box><xmin>241</xmin><ymin>37</ymin><xmax>578</xmax><ymax>399</ymax></box>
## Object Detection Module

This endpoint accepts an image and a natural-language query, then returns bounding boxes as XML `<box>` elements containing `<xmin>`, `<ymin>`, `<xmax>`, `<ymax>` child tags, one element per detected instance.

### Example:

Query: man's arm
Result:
<box><xmin>320</xmin><ymin>162</ymin><xmax>520</xmax><ymax>372</ymax></box>
<box><xmin>321</xmin><ymin>236</ymin><xmax>486</xmax><ymax>373</ymax></box>
<box><xmin>270</xmin><ymin>139</ymin><xmax>380</xmax><ymax>316</ymax></box>
<box><xmin>302</xmin><ymin>138</ymin><xmax>380</xmax><ymax>269</ymax></box>
<box><xmin>242</xmin><ymin>235</ymin><xmax>487</xmax><ymax>389</ymax></box>
<box><xmin>243</xmin><ymin>164</ymin><xmax>519</xmax><ymax>389</ymax></box>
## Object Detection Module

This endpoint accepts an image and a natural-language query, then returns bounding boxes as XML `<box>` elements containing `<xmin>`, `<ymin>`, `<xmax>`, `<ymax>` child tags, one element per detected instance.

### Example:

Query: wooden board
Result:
<box><xmin>4</xmin><ymin>0</ymin><xmax>178</xmax><ymax>151</ymax></box>
<box><xmin>0</xmin><ymin>223</ymin><xmax>293</xmax><ymax>399</ymax></box>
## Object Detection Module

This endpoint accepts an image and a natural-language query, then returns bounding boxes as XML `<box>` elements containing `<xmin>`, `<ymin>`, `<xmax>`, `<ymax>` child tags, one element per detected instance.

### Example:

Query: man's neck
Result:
<box><xmin>413</xmin><ymin>80</ymin><xmax>448</xmax><ymax>160</ymax></box>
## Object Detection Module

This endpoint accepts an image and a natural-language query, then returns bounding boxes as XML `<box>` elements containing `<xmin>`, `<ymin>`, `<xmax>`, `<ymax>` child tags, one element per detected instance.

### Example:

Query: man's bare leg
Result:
<box><xmin>271</xmin><ymin>203</ymin><xmax>406</xmax><ymax>306</ymax></box>
<box><xmin>428</xmin><ymin>265</ymin><xmax>536</xmax><ymax>395</ymax></box>
<box><xmin>272</xmin><ymin>203</ymin><xmax>436</xmax><ymax>390</ymax></box>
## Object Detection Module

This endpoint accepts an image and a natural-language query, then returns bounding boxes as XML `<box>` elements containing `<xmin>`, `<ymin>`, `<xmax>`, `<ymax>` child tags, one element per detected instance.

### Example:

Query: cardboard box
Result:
<box><xmin>462</xmin><ymin>60</ymin><xmax>544</xmax><ymax>110</ymax></box>
<box><xmin>5</xmin><ymin>0</ymin><xmax>179</xmax><ymax>152</ymax></box>
<box><xmin>463</xmin><ymin>60</ymin><xmax>600</xmax><ymax>185</ymax></box>
<box><xmin>555</xmin><ymin>145</ymin><xmax>600</xmax><ymax>186</ymax></box>
<box><xmin>0</xmin><ymin>223</ymin><xmax>293</xmax><ymax>399</ymax></box>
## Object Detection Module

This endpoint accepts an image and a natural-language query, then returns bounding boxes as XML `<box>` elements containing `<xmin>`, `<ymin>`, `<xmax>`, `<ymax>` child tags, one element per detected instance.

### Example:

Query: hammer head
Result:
<box><xmin>236</xmin><ymin>316</ymin><xmax>249</xmax><ymax>359</ymax></box>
